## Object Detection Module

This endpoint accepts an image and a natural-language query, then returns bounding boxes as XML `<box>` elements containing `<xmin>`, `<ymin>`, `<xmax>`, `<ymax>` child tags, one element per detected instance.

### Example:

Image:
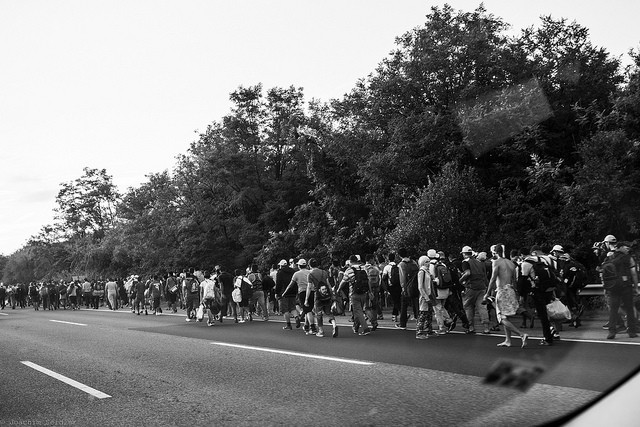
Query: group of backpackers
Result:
<box><xmin>2</xmin><ymin>235</ymin><xmax>636</xmax><ymax>344</ymax></box>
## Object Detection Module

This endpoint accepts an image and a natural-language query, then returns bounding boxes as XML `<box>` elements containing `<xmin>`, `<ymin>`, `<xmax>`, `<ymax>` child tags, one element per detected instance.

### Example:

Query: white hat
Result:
<box><xmin>461</xmin><ymin>246</ymin><xmax>473</xmax><ymax>253</ymax></box>
<box><xmin>278</xmin><ymin>259</ymin><xmax>287</xmax><ymax>267</ymax></box>
<box><xmin>297</xmin><ymin>258</ymin><xmax>307</xmax><ymax>266</ymax></box>
<box><xmin>427</xmin><ymin>249</ymin><xmax>439</xmax><ymax>259</ymax></box>
<box><xmin>604</xmin><ymin>235</ymin><xmax>617</xmax><ymax>243</ymax></box>
<box><xmin>552</xmin><ymin>244</ymin><xmax>564</xmax><ymax>253</ymax></box>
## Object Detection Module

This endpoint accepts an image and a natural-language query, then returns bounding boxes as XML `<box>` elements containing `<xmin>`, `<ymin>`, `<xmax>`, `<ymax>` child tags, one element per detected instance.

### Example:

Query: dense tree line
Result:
<box><xmin>2</xmin><ymin>5</ymin><xmax>639</xmax><ymax>283</ymax></box>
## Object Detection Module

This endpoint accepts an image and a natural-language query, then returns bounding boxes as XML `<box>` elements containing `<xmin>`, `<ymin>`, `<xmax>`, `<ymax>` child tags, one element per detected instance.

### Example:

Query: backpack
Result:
<box><xmin>240</xmin><ymin>277</ymin><xmax>253</xmax><ymax>300</ymax></box>
<box><xmin>527</xmin><ymin>257</ymin><xmax>558</xmax><ymax>291</ymax></box>
<box><xmin>389</xmin><ymin>264</ymin><xmax>401</xmax><ymax>288</ymax></box>
<box><xmin>248</xmin><ymin>272</ymin><xmax>262</xmax><ymax>291</ymax></box>
<box><xmin>351</xmin><ymin>266</ymin><xmax>370</xmax><ymax>294</ymax></box>
<box><xmin>185</xmin><ymin>277</ymin><xmax>199</xmax><ymax>293</ymax></box>
<box><xmin>564</xmin><ymin>260</ymin><xmax>588</xmax><ymax>290</ymax></box>
<box><xmin>367</xmin><ymin>266</ymin><xmax>381</xmax><ymax>289</ymax></box>
<box><xmin>203</xmin><ymin>279</ymin><xmax>216</xmax><ymax>299</ymax></box>
<box><xmin>601</xmin><ymin>253</ymin><xmax>632</xmax><ymax>290</ymax></box>
<box><xmin>403</xmin><ymin>261</ymin><xmax>419</xmax><ymax>298</ymax></box>
<box><xmin>435</xmin><ymin>262</ymin><xmax>453</xmax><ymax>289</ymax></box>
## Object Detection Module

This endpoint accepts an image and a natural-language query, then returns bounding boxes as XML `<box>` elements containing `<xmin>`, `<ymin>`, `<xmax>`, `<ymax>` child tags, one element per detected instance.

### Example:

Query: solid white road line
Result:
<box><xmin>210</xmin><ymin>341</ymin><xmax>374</xmax><ymax>365</ymax></box>
<box><xmin>49</xmin><ymin>319</ymin><xmax>87</xmax><ymax>326</ymax></box>
<box><xmin>20</xmin><ymin>361</ymin><xmax>111</xmax><ymax>399</ymax></box>
<box><xmin>0</xmin><ymin>312</ymin><xmax>9</xmax><ymax>316</ymax></box>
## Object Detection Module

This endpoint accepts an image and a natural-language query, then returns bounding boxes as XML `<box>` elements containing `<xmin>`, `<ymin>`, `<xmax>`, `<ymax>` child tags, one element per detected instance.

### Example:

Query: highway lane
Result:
<box><xmin>0</xmin><ymin>308</ymin><xmax>633</xmax><ymax>425</ymax></box>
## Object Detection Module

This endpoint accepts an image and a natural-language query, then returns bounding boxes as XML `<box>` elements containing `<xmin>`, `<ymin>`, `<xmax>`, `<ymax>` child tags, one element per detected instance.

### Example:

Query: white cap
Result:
<box><xmin>297</xmin><ymin>258</ymin><xmax>307</xmax><ymax>266</ymax></box>
<box><xmin>427</xmin><ymin>249</ymin><xmax>439</xmax><ymax>259</ymax></box>
<box><xmin>552</xmin><ymin>244</ymin><xmax>564</xmax><ymax>253</ymax></box>
<box><xmin>278</xmin><ymin>259</ymin><xmax>287</xmax><ymax>267</ymax></box>
<box><xmin>604</xmin><ymin>235</ymin><xmax>617</xmax><ymax>243</ymax></box>
<box><xmin>461</xmin><ymin>246</ymin><xmax>473</xmax><ymax>253</ymax></box>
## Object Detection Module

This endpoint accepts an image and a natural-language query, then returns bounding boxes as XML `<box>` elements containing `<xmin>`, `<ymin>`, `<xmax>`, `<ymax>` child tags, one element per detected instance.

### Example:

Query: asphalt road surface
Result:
<box><xmin>1</xmin><ymin>308</ymin><xmax>637</xmax><ymax>426</ymax></box>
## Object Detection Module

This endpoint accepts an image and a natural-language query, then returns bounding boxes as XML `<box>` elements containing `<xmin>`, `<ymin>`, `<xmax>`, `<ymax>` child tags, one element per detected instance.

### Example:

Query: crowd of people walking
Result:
<box><xmin>1</xmin><ymin>235</ymin><xmax>637</xmax><ymax>344</ymax></box>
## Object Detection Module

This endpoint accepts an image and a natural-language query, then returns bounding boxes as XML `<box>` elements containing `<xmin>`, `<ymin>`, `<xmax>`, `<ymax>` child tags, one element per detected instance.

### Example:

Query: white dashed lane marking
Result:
<box><xmin>21</xmin><ymin>361</ymin><xmax>111</xmax><ymax>399</ymax></box>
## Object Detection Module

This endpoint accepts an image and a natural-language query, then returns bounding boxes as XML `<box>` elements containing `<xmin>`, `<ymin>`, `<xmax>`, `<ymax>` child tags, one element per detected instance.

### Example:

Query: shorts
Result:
<box><xmin>314</xmin><ymin>299</ymin><xmax>333</xmax><ymax>316</ymax></box>
<box><xmin>166</xmin><ymin>292</ymin><xmax>177</xmax><ymax>304</ymax></box>
<box><xmin>280</xmin><ymin>296</ymin><xmax>297</xmax><ymax>313</ymax></box>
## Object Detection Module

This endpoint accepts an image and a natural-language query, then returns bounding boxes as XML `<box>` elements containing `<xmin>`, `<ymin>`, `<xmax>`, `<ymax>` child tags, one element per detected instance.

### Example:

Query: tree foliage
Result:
<box><xmin>3</xmin><ymin>4</ymin><xmax>638</xmax><ymax>282</ymax></box>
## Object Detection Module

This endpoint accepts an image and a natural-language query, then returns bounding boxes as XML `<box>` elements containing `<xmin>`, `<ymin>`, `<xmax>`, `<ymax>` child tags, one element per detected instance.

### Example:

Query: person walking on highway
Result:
<box><xmin>338</xmin><ymin>255</ymin><xmax>373</xmax><ymax>336</ymax></box>
<box><xmin>276</xmin><ymin>259</ymin><xmax>299</xmax><ymax>330</ymax></box>
<box><xmin>105</xmin><ymin>278</ymin><xmax>118</xmax><ymax>310</ymax></box>
<box><xmin>601</xmin><ymin>240</ymin><xmax>639</xmax><ymax>340</ymax></box>
<box><xmin>485</xmin><ymin>244</ymin><xmax>528</xmax><ymax>348</ymax></box>
<box><xmin>416</xmin><ymin>255</ymin><xmax>434</xmax><ymax>339</ymax></box>
<box><xmin>459</xmin><ymin>246</ymin><xmax>490</xmax><ymax>334</ymax></box>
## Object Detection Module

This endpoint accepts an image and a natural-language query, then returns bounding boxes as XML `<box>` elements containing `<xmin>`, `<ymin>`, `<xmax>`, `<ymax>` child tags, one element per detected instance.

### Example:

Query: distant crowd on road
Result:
<box><xmin>1</xmin><ymin>235</ymin><xmax>637</xmax><ymax>344</ymax></box>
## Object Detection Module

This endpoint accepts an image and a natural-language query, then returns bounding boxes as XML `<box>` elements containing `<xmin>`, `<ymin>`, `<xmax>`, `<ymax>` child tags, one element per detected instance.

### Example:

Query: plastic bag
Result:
<box><xmin>232</xmin><ymin>287</ymin><xmax>242</xmax><ymax>303</ymax></box>
<box><xmin>546</xmin><ymin>298</ymin><xmax>571</xmax><ymax>321</ymax></box>
<box><xmin>196</xmin><ymin>304</ymin><xmax>204</xmax><ymax>321</ymax></box>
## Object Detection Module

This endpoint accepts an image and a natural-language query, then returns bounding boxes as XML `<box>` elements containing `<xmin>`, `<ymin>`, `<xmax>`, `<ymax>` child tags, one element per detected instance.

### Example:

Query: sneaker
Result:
<box><xmin>482</xmin><ymin>329</ymin><xmax>491</xmax><ymax>335</ymax></box>
<box><xmin>207</xmin><ymin>321</ymin><xmax>214</xmax><ymax>327</ymax></box>
<box><xmin>602</xmin><ymin>323</ymin><xmax>610</xmax><ymax>330</ymax></box>
<box><xmin>464</xmin><ymin>329</ymin><xmax>475</xmax><ymax>334</ymax></box>
<box><xmin>295</xmin><ymin>316</ymin><xmax>301</xmax><ymax>328</ymax></box>
<box><xmin>371</xmin><ymin>323</ymin><xmax>378</xmax><ymax>331</ymax></box>
<box><xmin>394</xmin><ymin>324</ymin><xmax>406</xmax><ymax>330</ymax></box>
<box><xmin>332</xmin><ymin>325</ymin><xmax>338</xmax><ymax>338</ymax></box>
<box><xmin>316</xmin><ymin>331</ymin><xmax>324</xmax><ymax>337</ymax></box>
<box><xmin>391</xmin><ymin>315</ymin><xmax>397</xmax><ymax>322</ymax></box>
<box><xmin>239</xmin><ymin>319</ymin><xmax>245</xmax><ymax>323</ymax></box>
<box><xmin>437</xmin><ymin>330</ymin><xmax>447</xmax><ymax>335</ymax></box>
<box><xmin>185</xmin><ymin>318</ymin><xmax>192</xmax><ymax>322</ymax></box>
<box><xmin>305</xmin><ymin>329</ymin><xmax>313</xmax><ymax>335</ymax></box>
<box><xmin>358</xmin><ymin>330</ymin><xmax>371</xmax><ymax>336</ymax></box>
<box><xmin>416</xmin><ymin>334</ymin><xmax>428</xmax><ymax>340</ymax></box>
<box><xmin>283</xmin><ymin>324</ymin><xmax>292</xmax><ymax>330</ymax></box>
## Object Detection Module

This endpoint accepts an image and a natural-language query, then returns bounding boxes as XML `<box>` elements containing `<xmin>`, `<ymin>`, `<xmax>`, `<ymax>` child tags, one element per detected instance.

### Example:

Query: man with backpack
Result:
<box><xmin>395</xmin><ymin>248</ymin><xmax>419</xmax><ymax>331</ymax></box>
<box><xmin>428</xmin><ymin>250</ymin><xmax>454</xmax><ymax>334</ymax></box>
<box><xmin>276</xmin><ymin>259</ymin><xmax>299</xmax><ymax>330</ymax></box>
<box><xmin>338</xmin><ymin>255</ymin><xmax>373</xmax><ymax>336</ymax></box>
<box><xmin>601</xmin><ymin>240</ymin><xmax>638</xmax><ymax>339</ymax></box>
<box><xmin>183</xmin><ymin>269</ymin><xmax>200</xmax><ymax>322</ymax></box>
<box><xmin>247</xmin><ymin>264</ymin><xmax>268</xmax><ymax>321</ymax></box>
<box><xmin>558</xmin><ymin>251</ymin><xmax>587</xmax><ymax>328</ymax></box>
<box><xmin>363</xmin><ymin>254</ymin><xmax>381</xmax><ymax>331</ymax></box>
<box><xmin>519</xmin><ymin>247</ymin><xmax>556</xmax><ymax>345</ymax></box>
<box><xmin>381</xmin><ymin>252</ymin><xmax>402</xmax><ymax>322</ymax></box>
<box><xmin>459</xmin><ymin>246</ymin><xmax>490</xmax><ymax>335</ymax></box>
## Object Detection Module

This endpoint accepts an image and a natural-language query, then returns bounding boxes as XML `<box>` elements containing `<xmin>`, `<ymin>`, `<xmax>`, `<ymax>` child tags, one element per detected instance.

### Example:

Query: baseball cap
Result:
<box><xmin>297</xmin><ymin>258</ymin><xmax>307</xmax><ymax>266</ymax></box>
<box><xmin>461</xmin><ymin>246</ymin><xmax>473</xmax><ymax>253</ymax></box>
<box><xmin>427</xmin><ymin>249</ymin><xmax>439</xmax><ymax>259</ymax></box>
<box><xmin>552</xmin><ymin>244</ymin><xmax>564</xmax><ymax>253</ymax></box>
<box><xmin>278</xmin><ymin>259</ymin><xmax>287</xmax><ymax>267</ymax></box>
<box><xmin>604</xmin><ymin>235</ymin><xmax>617</xmax><ymax>243</ymax></box>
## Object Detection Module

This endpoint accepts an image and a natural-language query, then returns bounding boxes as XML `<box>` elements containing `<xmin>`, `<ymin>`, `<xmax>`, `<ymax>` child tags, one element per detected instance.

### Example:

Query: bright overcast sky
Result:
<box><xmin>1</xmin><ymin>0</ymin><xmax>639</xmax><ymax>255</ymax></box>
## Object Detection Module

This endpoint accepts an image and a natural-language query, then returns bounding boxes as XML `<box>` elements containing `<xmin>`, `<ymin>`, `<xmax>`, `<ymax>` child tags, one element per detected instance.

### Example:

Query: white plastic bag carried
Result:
<box><xmin>196</xmin><ymin>304</ymin><xmax>204</xmax><ymax>322</ymax></box>
<box><xmin>232</xmin><ymin>287</ymin><xmax>242</xmax><ymax>303</ymax></box>
<box><xmin>546</xmin><ymin>298</ymin><xmax>571</xmax><ymax>321</ymax></box>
